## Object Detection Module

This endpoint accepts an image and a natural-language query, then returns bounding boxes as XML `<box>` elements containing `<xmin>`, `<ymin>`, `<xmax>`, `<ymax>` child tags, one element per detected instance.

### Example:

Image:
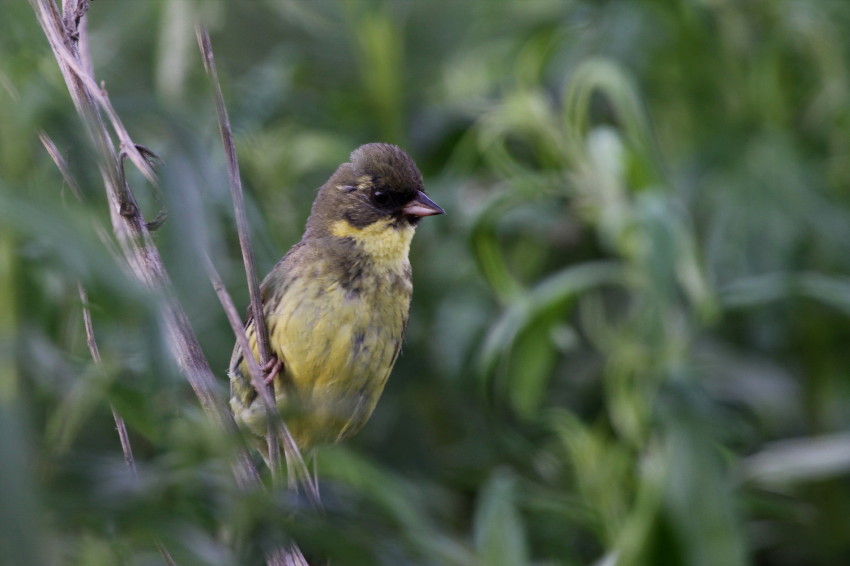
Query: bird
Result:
<box><xmin>228</xmin><ymin>143</ymin><xmax>444</xmax><ymax>454</ymax></box>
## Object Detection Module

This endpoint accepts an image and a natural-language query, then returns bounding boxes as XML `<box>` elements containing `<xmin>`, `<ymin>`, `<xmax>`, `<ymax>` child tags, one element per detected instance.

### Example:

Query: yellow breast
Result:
<box><xmin>230</xmin><ymin>220</ymin><xmax>414</xmax><ymax>448</ymax></box>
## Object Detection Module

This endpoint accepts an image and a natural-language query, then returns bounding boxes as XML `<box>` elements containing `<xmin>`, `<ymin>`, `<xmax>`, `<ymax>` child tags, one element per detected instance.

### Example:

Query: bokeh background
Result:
<box><xmin>2</xmin><ymin>0</ymin><xmax>850</xmax><ymax>565</ymax></box>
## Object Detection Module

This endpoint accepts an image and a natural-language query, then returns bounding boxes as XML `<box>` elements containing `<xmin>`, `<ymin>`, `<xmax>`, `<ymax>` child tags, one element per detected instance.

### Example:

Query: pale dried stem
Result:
<box><xmin>196</xmin><ymin>27</ymin><xmax>320</xmax><ymax>506</ymax></box>
<box><xmin>31</xmin><ymin>0</ymin><xmax>261</xmax><ymax>491</ymax></box>
<box><xmin>77</xmin><ymin>284</ymin><xmax>136</xmax><ymax>473</ymax></box>
<box><xmin>38</xmin><ymin>131</ymin><xmax>83</xmax><ymax>200</ymax></box>
<box><xmin>195</xmin><ymin>29</ymin><xmax>271</xmax><ymax>366</ymax></box>
<box><xmin>40</xmin><ymin>8</ymin><xmax>180</xmax><ymax>563</ymax></box>
<box><xmin>32</xmin><ymin>1</ymin><xmax>319</xmax><ymax>563</ymax></box>
<box><xmin>195</xmin><ymin>26</ymin><xmax>280</xmax><ymax>475</ymax></box>
<box><xmin>39</xmin><ymin>132</ymin><xmax>129</xmax><ymax>265</ymax></box>
<box><xmin>79</xmin><ymin>284</ymin><xmax>176</xmax><ymax>565</ymax></box>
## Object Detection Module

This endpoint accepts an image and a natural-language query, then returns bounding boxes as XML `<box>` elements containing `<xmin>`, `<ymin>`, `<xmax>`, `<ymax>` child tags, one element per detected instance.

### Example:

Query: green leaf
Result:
<box><xmin>473</xmin><ymin>470</ymin><xmax>529</xmax><ymax>566</ymax></box>
<box><xmin>480</xmin><ymin>261</ymin><xmax>623</xmax><ymax>369</ymax></box>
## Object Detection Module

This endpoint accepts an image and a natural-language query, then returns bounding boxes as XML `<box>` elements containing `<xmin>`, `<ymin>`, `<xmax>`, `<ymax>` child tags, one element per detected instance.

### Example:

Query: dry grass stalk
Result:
<box><xmin>30</xmin><ymin>0</ymin><xmax>304</xmax><ymax>564</ymax></box>
<box><xmin>30</xmin><ymin>0</ymin><xmax>262</xmax><ymax>491</ymax></box>
<box><xmin>196</xmin><ymin>27</ymin><xmax>321</xmax><ymax>506</ymax></box>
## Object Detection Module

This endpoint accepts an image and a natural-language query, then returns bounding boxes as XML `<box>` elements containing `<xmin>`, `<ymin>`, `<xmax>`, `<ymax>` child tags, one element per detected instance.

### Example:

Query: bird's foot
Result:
<box><xmin>262</xmin><ymin>356</ymin><xmax>282</xmax><ymax>385</ymax></box>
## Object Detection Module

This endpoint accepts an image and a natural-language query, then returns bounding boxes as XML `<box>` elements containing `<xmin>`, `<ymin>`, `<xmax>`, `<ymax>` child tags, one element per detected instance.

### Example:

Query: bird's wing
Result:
<box><xmin>228</xmin><ymin>313</ymin><xmax>260</xmax><ymax>407</ymax></box>
<box><xmin>228</xmin><ymin>242</ymin><xmax>306</xmax><ymax>404</ymax></box>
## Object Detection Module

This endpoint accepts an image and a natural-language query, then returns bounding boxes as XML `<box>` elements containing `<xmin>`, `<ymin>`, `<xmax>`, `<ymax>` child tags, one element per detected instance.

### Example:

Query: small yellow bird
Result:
<box><xmin>229</xmin><ymin>143</ymin><xmax>444</xmax><ymax>452</ymax></box>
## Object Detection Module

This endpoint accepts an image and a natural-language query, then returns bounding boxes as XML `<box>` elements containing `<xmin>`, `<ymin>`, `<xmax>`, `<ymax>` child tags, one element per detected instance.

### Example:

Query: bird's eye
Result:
<box><xmin>371</xmin><ymin>190</ymin><xmax>391</xmax><ymax>207</ymax></box>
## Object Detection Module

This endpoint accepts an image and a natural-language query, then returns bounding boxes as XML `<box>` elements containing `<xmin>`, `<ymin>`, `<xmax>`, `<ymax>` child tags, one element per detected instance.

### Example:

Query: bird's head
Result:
<box><xmin>306</xmin><ymin>143</ymin><xmax>444</xmax><ymax>262</ymax></box>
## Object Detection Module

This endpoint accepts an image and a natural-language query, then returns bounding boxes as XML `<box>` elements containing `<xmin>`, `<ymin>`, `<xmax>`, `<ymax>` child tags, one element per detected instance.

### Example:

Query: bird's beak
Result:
<box><xmin>402</xmin><ymin>191</ymin><xmax>445</xmax><ymax>217</ymax></box>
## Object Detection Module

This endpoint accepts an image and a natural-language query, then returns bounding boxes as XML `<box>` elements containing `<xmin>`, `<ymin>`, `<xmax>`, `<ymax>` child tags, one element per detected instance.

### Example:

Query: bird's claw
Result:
<box><xmin>262</xmin><ymin>357</ymin><xmax>282</xmax><ymax>385</ymax></box>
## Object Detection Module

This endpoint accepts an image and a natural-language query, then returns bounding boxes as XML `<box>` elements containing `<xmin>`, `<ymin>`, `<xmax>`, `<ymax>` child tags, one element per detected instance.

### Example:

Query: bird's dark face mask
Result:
<box><xmin>335</xmin><ymin>175</ymin><xmax>443</xmax><ymax>231</ymax></box>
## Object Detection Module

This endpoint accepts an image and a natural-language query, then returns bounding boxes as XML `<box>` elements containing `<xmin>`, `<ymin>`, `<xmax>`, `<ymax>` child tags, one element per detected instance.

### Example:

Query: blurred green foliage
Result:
<box><xmin>2</xmin><ymin>0</ymin><xmax>850</xmax><ymax>564</ymax></box>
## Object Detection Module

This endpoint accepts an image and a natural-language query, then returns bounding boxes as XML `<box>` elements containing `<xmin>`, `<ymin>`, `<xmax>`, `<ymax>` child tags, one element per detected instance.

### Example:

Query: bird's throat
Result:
<box><xmin>330</xmin><ymin>218</ymin><xmax>414</xmax><ymax>267</ymax></box>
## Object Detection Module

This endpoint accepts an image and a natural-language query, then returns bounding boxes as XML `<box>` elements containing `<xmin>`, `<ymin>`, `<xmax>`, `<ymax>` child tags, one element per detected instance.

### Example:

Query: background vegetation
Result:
<box><xmin>2</xmin><ymin>0</ymin><xmax>850</xmax><ymax>564</ymax></box>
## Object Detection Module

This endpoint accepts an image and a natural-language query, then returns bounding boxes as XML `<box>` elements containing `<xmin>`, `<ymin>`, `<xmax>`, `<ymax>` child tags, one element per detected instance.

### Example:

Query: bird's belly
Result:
<box><xmin>269</xmin><ymin>272</ymin><xmax>409</xmax><ymax>446</ymax></box>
